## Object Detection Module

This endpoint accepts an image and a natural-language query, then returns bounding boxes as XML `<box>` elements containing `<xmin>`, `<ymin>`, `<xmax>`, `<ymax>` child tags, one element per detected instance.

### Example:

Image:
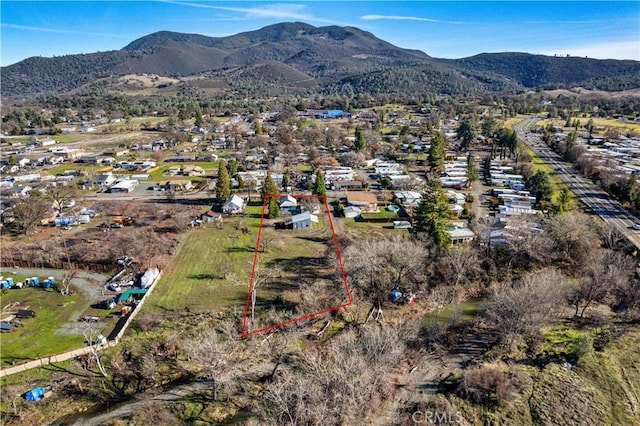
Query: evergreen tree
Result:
<box><xmin>427</xmin><ymin>132</ymin><xmax>446</xmax><ymax>171</ymax></box>
<box><xmin>216</xmin><ymin>162</ymin><xmax>231</xmax><ymax>201</ymax></box>
<box><xmin>586</xmin><ymin>118</ymin><xmax>595</xmax><ymax>137</ymax></box>
<box><xmin>481</xmin><ymin>117</ymin><xmax>499</xmax><ymax>139</ymax></box>
<box><xmin>262</xmin><ymin>172</ymin><xmax>279</xmax><ymax>198</ymax></box>
<box><xmin>227</xmin><ymin>159</ymin><xmax>238</xmax><ymax>178</ymax></box>
<box><xmin>313</xmin><ymin>169</ymin><xmax>327</xmax><ymax>197</ymax></box>
<box><xmin>262</xmin><ymin>172</ymin><xmax>280</xmax><ymax>219</ymax></box>
<box><xmin>412</xmin><ymin>176</ymin><xmax>452</xmax><ymax>247</ymax></box>
<box><xmin>282</xmin><ymin>170</ymin><xmax>290</xmax><ymax>191</ymax></box>
<box><xmin>457</xmin><ymin>120</ymin><xmax>476</xmax><ymax>151</ymax></box>
<box><xmin>354</xmin><ymin>127</ymin><xmax>366</xmax><ymax>152</ymax></box>
<box><xmin>268</xmin><ymin>198</ymin><xmax>280</xmax><ymax>219</ymax></box>
<box><xmin>466</xmin><ymin>152</ymin><xmax>479</xmax><ymax>183</ymax></box>
<box><xmin>528</xmin><ymin>171</ymin><xmax>554</xmax><ymax>208</ymax></box>
<box><xmin>565</xmin><ymin>117</ymin><xmax>572</xmax><ymax>128</ymax></box>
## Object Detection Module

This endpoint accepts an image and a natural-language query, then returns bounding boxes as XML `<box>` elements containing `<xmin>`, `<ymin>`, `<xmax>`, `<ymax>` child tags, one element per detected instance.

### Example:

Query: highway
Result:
<box><xmin>514</xmin><ymin>117</ymin><xmax>640</xmax><ymax>250</ymax></box>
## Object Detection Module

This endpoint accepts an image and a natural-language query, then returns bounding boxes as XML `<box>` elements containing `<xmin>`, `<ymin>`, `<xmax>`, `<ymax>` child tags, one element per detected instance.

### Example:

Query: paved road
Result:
<box><xmin>514</xmin><ymin>117</ymin><xmax>640</xmax><ymax>249</ymax></box>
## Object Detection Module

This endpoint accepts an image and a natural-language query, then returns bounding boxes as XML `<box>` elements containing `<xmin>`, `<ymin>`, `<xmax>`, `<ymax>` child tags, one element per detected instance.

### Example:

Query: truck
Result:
<box><xmin>112</xmin><ymin>216</ymin><xmax>135</xmax><ymax>226</ymax></box>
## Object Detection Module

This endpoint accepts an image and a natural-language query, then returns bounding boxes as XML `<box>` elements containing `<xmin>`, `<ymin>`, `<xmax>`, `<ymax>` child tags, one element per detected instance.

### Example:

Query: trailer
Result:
<box><xmin>42</xmin><ymin>277</ymin><xmax>56</xmax><ymax>288</ymax></box>
<box><xmin>25</xmin><ymin>277</ymin><xmax>40</xmax><ymax>287</ymax></box>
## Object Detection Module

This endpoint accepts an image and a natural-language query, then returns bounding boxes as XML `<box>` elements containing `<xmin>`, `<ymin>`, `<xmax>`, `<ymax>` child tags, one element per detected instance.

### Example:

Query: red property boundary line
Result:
<box><xmin>241</xmin><ymin>194</ymin><xmax>352</xmax><ymax>337</ymax></box>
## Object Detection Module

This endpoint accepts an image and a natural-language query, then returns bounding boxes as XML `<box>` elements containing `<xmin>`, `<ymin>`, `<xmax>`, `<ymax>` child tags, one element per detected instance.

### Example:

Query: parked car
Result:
<box><xmin>96</xmin><ymin>299</ymin><xmax>117</xmax><ymax>310</ymax></box>
<box><xmin>109</xmin><ymin>223</ymin><xmax>124</xmax><ymax>229</ymax></box>
<box><xmin>117</xmin><ymin>256</ymin><xmax>133</xmax><ymax>267</ymax></box>
<box><xmin>632</xmin><ymin>224</ymin><xmax>640</xmax><ymax>230</ymax></box>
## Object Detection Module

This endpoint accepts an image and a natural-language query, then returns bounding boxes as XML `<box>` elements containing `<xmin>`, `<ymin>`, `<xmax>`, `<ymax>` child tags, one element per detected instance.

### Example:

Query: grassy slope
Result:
<box><xmin>450</xmin><ymin>329</ymin><xmax>640</xmax><ymax>425</ymax></box>
<box><xmin>146</xmin><ymin>202</ymin><xmax>340</xmax><ymax>316</ymax></box>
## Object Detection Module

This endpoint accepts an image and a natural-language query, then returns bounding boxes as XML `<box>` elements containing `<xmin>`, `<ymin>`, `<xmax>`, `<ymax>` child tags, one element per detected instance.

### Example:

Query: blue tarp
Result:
<box><xmin>389</xmin><ymin>289</ymin><xmax>403</xmax><ymax>302</ymax></box>
<box><xmin>24</xmin><ymin>386</ymin><xmax>46</xmax><ymax>401</ymax></box>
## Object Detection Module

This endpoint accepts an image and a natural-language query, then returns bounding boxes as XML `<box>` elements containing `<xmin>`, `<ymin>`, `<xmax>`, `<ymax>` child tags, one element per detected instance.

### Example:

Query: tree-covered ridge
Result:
<box><xmin>446</xmin><ymin>53</ymin><xmax>640</xmax><ymax>89</ymax></box>
<box><xmin>2</xmin><ymin>23</ymin><xmax>639</xmax><ymax>99</ymax></box>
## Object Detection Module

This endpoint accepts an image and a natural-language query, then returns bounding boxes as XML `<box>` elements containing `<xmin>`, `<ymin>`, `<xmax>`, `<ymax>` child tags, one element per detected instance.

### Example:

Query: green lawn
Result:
<box><xmin>145</xmin><ymin>203</ymin><xmax>344</xmax><ymax>328</ymax></box>
<box><xmin>50</xmin><ymin>133</ymin><xmax>94</xmax><ymax>143</ymax></box>
<box><xmin>528</xmin><ymin>148</ymin><xmax>577</xmax><ymax>205</ymax></box>
<box><xmin>146</xmin><ymin>222</ymin><xmax>257</xmax><ymax>312</ymax></box>
<box><xmin>0</xmin><ymin>286</ymin><xmax>87</xmax><ymax>365</ymax></box>
<box><xmin>44</xmin><ymin>163</ymin><xmax>107</xmax><ymax>176</ymax></box>
<box><xmin>148</xmin><ymin>162</ymin><xmax>220</xmax><ymax>181</ymax></box>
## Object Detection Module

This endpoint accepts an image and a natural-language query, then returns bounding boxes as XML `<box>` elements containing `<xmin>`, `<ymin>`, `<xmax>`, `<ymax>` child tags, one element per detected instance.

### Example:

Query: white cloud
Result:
<box><xmin>361</xmin><ymin>14</ymin><xmax>466</xmax><ymax>25</ymax></box>
<box><xmin>162</xmin><ymin>1</ymin><xmax>350</xmax><ymax>25</ymax></box>
<box><xmin>1</xmin><ymin>23</ymin><xmax>128</xmax><ymax>38</ymax></box>
<box><xmin>539</xmin><ymin>40</ymin><xmax>640</xmax><ymax>61</ymax></box>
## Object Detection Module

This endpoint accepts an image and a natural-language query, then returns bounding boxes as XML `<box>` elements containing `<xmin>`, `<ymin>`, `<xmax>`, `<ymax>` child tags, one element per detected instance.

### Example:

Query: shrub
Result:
<box><xmin>457</xmin><ymin>366</ymin><xmax>522</xmax><ymax>406</ymax></box>
<box><xmin>571</xmin><ymin>334</ymin><xmax>594</xmax><ymax>359</ymax></box>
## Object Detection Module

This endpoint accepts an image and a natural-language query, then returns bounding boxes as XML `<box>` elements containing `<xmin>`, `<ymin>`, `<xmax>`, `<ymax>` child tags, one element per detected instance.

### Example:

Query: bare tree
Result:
<box><xmin>340</xmin><ymin>236</ymin><xmax>427</xmax><ymax>321</ymax></box>
<box><xmin>545</xmin><ymin>211</ymin><xmax>600</xmax><ymax>271</ymax></box>
<box><xmin>9</xmin><ymin>197</ymin><xmax>50</xmax><ymax>234</ymax></box>
<box><xmin>165</xmin><ymin>189</ymin><xmax>176</xmax><ymax>203</ymax></box>
<box><xmin>440</xmin><ymin>244</ymin><xmax>481</xmax><ymax>287</ymax></box>
<box><xmin>249</xmin><ymin>259</ymin><xmax>283</xmax><ymax>325</ymax></box>
<box><xmin>259</xmin><ymin>325</ymin><xmax>407</xmax><ymax>425</ymax></box>
<box><xmin>59</xmin><ymin>270</ymin><xmax>78</xmax><ymax>295</ymax></box>
<box><xmin>181</xmin><ymin>326</ymin><xmax>240</xmax><ymax>401</ymax></box>
<box><xmin>485</xmin><ymin>268</ymin><xmax>570</xmax><ymax>344</ymax></box>
<box><xmin>80</xmin><ymin>325</ymin><xmax>108</xmax><ymax>377</ymax></box>
<box><xmin>46</xmin><ymin>184</ymin><xmax>78</xmax><ymax>214</ymax></box>
<box><xmin>502</xmin><ymin>215</ymin><xmax>555</xmax><ymax>269</ymax></box>
<box><xmin>570</xmin><ymin>249</ymin><xmax>635</xmax><ymax>318</ymax></box>
<box><xmin>596</xmin><ymin>221</ymin><xmax>632</xmax><ymax>251</ymax></box>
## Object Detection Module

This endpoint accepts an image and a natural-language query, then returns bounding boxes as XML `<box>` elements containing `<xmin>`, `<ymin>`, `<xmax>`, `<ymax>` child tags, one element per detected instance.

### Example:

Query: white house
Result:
<box><xmin>343</xmin><ymin>205</ymin><xmax>361</xmax><ymax>219</ymax></box>
<box><xmin>279</xmin><ymin>195</ymin><xmax>297</xmax><ymax>209</ymax></box>
<box><xmin>222</xmin><ymin>194</ymin><xmax>246</xmax><ymax>214</ymax></box>
<box><xmin>94</xmin><ymin>172</ymin><xmax>116</xmax><ymax>187</ymax></box>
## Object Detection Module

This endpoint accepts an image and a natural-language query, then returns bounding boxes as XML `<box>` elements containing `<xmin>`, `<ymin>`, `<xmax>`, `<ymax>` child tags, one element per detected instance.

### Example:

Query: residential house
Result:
<box><xmin>94</xmin><ymin>172</ymin><xmax>116</xmax><ymax>187</ymax></box>
<box><xmin>222</xmin><ymin>194</ymin><xmax>246</xmax><ymax>214</ymax></box>
<box><xmin>447</xmin><ymin>226</ymin><xmax>475</xmax><ymax>244</ymax></box>
<box><xmin>160</xmin><ymin>180</ymin><xmax>193</xmax><ymax>192</ymax></box>
<box><xmin>107</xmin><ymin>179</ymin><xmax>138</xmax><ymax>193</ymax></box>
<box><xmin>5</xmin><ymin>185</ymin><xmax>32</xmax><ymax>197</ymax></box>
<box><xmin>346</xmin><ymin>191</ymin><xmax>378</xmax><ymax>212</ymax></box>
<box><xmin>102</xmin><ymin>148</ymin><xmax>129</xmax><ymax>157</ymax></box>
<box><xmin>46</xmin><ymin>156</ymin><xmax>65</xmax><ymax>165</ymax></box>
<box><xmin>395</xmin><ymin>191</ymin><xmax>422</xmax><ymax>207</ymax></box>
<box><xmin>332</xmin><ymin>180</ymin><xmax>364</xmax><ymax>191</ymax></box>
<box><xmin>279</xmin><ymin>195</ymin><xmax>297</xmax><ymax>209</ymax></box>
<box><xmin>285</xmin><ymin>211</ymin><xmax>311</xmax><ymax>229</ymax></box>
<box><xmin>181</xmin><ymin>165</ymin><xmax>205</xmax><ymax>176</ymax></box>
<box><xmin>343</xmin><ymin>205</ymin><xmax>361</xmax><ymax>219</ymax></box>
<box><xmin>201</xmin><ymin>210</ymin><xmax>221</xmax><ymax>223</ymax></box>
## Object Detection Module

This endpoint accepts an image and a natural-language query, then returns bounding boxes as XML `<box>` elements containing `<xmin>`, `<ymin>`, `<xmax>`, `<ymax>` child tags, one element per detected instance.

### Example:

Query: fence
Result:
<box><xmin>0</xmin><ymin>271</ymin><xmax>162</xmax><ymax>378</ymax></box>
<box><xmin>0</xmin><ymin>259</ymin><xmax>113</xmax><ymax>272</ymax></box>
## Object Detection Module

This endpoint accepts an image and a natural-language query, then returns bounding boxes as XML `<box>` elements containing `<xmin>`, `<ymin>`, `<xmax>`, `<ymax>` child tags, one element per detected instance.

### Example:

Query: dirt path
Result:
<box><xmin>0</xmin><ymin>267</ymin><xmax>109</xmax><ymax>301</ymax></box>
<box><xmin>1</xmin><ymin>267</ymin><xmax>111</xmax><ymax>335</ymax></box>
<box><xmin>61</xmin><ymin>360</ymin><xmax>277</xmax><ymax>426</ymax></box>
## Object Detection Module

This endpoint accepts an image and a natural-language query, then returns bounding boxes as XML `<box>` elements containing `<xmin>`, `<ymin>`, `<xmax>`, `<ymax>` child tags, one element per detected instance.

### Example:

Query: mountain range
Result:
<box><xmin>2</xmin><ymin>22</ymin><xmax>640</xmax><ymax>99</ymax></box>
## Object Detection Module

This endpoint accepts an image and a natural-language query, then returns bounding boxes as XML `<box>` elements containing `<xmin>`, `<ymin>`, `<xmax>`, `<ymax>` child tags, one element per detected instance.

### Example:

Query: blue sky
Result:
<box><xmin>1</xmin><ymin>1</ymin><xmax>638</xmax><ymax>66</ymax></box>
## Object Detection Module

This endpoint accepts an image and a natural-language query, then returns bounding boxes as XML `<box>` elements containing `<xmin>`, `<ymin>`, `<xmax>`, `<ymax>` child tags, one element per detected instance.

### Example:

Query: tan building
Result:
<box><xmin>346</xmin><ymin>191</ymin><xmax>378</xmax><ymax>212</ymax></box>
